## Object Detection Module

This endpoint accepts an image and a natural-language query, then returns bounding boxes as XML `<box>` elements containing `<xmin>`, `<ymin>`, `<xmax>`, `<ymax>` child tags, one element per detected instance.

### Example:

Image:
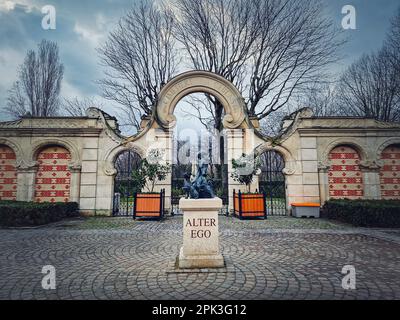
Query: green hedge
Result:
<box><xmin>321</xmin><ymin>199</ymin><xmax>400</xmax><ymax>228</ymax></box>
<box><xmin>0</xmin><ymin>201</ymin><xmax>79</xmax><ymax>227</ymax></box>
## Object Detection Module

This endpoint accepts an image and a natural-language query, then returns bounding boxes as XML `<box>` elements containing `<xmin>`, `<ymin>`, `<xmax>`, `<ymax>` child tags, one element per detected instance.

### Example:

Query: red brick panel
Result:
<box><xmin>0</xmin><ymin>145</ymin><xmax>17</xmax><ymax>201</ymax></box>
<box><xmin>328</xmin><ymin>146</ymin><xmax>364</xmax><ymax>199</ymax></box>
<box><xmin>380</xmin><ymin>146</ymin><xmax>400</xmax><ymax>200</ymax></box>
<box><xmin>34</xmin><ymin>146</ymin><xmax>71</xmax><ymax>203</ymax></box>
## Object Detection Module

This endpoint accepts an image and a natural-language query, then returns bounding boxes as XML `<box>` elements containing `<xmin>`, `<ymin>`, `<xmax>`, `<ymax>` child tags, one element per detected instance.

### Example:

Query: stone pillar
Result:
<box><xmin>317</xmin><ymin>164</ymin><xmax>330</xmax><ymax>205</ymax></box>
<box><xmin>285</xmin><ymin>172</ymin><xmax>302</xmax><ymax>215</ymax></box>
<box><xmin>16</xmin><ymin>161</ymin><xmax>38</xmax><ymax>201</ymax></box>
<box><xmin>79</xmin><ymin>138</ymin><xmax>99</xmax><ymax>216</ymax></box>
<box><xmin>300</xmin><ymin>137</ymin><xmax>320</xmax><ymax>204</ymax></box>
<box><xmin>94</xmin><ymin>159</ymin><xmax>118</xmax><ymax>216</ymax></box>
<box><xmin>244</xmin><ymin>129</ymin><xmax>259</xmax><ymax>193</ymax></box>
<box><xmin>68</xmin><ymin>163</ymin><xmax>81</xmax><ymax>203</ymax></box>
<box><xmin>150</xmin><ymin>129</ymin><xmax>173</xmax><ymax>212</ymax></box>
<box><xmin>360</xmin><ymin>161</ymin><xmax>381</xmax><ymax>200</ymax></box>
<box><xmin>226</xmin><ymin>129</ymin><xmax>245</xmax><ymax>210</ymax></box>
<box><xmin>178</xmin><ymin>198</ymin><xmax>224</xmax><ymax>269</ymax></box>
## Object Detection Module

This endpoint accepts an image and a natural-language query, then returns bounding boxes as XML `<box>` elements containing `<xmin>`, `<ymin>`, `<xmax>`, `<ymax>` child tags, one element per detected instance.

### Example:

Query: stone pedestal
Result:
<box><xmin>178</xmin><ymin>198</ymin><xmax>225</xmax><ymax>269</ymax></box>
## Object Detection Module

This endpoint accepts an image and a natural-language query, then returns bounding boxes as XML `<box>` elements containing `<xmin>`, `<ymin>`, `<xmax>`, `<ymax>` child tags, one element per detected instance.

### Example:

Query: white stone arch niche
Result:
<box><xmin>254</xmin><ymin>143</ymin><xmax>299</xmax><ymax>214</ymax></box>
<box><xmin>30</xmin><ymin>138</ymin><xmax>81</xmax><ymax>166</ymax></box>
<box><xmin>376</xmin><ymin>138</ymin><xmax>400</xmax><ymax>160</ymax></box>
<box><xmin>254</xmin><ymin>143</ymin><xmax>298</xmax><ymax>176</ymax></box>
<box><xmin>375</xmin><ymin>138</ymin><xmax>400</xmax><ymax>200</ymax></box>
<box><xmin>103</xmin><ymin>143</ymin><xmax>146</xmax><ymax>177</ymax></box>
<box><xmin>0</xmin><ymin>138</ymin><xmax>23</xmax><ymax>201</ymax></box>
<box><xmin>319</xmin><ymin>138</ymin><xmax>368</xmax><ymax>170</ymax></box>
<box><xmin>318</xmin><ymin>139</ymin><xmax>369</xmax><ymax>202</ymax></box>
<box><xmin>0</xmin><ymin>138</ymin><xmax>23</xmax><ymax>167</ymax></box>
<box><xmin>100</xmin><ymin>143</ymin><xmax>146</xmax><ymax>215</ymax></box>
<box><xmin>28</xmin><ymin>139</ymin><xmax>82</xmax><ymax>203</ymax></box>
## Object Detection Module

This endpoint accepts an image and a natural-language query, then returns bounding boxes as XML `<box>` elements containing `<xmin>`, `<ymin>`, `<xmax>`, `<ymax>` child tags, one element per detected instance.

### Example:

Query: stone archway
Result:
<box><xmin>150</xmin><ymin>71</ymin><xmax>250</xmax><ymax>211</ymax></box>
<box><xmin>155</xmin><ymin>71</ymin><xmax>248</xmax><ymax>130</ymax></box>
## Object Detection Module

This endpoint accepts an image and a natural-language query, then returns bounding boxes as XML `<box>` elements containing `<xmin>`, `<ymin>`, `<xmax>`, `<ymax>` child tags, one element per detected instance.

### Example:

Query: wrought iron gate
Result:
<box><xmin>113</xmin><ymin>150</ymin><xmax>141</xmax><ymax>216</ymax></box>
<box><xmin>258</xmin><ymin>150</ymin><xmax>287</xmax><ymax>216</ymax></box>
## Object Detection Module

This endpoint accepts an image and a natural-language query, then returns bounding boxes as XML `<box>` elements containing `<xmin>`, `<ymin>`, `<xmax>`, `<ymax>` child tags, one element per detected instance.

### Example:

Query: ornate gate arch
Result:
<box><xmin>155</xmin><ymin>71</ymin><xmax>248</xmax><ymax>130</ymax></box>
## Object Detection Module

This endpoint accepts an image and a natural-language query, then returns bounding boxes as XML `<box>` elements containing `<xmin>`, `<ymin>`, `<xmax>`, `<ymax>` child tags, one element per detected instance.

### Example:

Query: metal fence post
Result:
<box><xmin>238</xmin><ymin>190</ymin><xmax>243</xmax><ymax>220</ymax></box>
<box><xmin>263</xmin><ymin>191</ymin><xmax>267</xmax><ymax>220</ymax></box>
<box><xmin>133</xmin><ymin>192</ymin><xmax>137</xmax><ymax>220</ymax></box>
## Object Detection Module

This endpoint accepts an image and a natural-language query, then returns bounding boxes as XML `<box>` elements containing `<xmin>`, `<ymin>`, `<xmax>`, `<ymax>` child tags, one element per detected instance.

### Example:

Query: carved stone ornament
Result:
<box><xmin>16</xmin><ymin>160</ymin><xmax>38</xmax><ymax>172</ymax></box>
<box><xmin>68</xmin><ymin>163</ymin><xmax>82</xmax><ymax>173</ymax></box>
<box><xmin>282</xmin><ymin>165</ymin><xmax>296</xmax><ymax>176</ymax></box>
<box><xmin>86</xmin><ymin>107</ymin><xmax>124</xmax><ymax>144</ymax></box>
<box><xmin>317</xmin><ymin>161</ymin><xmax>331</xmax><ymax>172</ymax></box>
<box><xmin>359</xmin><ymin>160</ymin><xmax>383</xmax><ymax>171</ymax></box>
<box><xmin>104</xmin><ymin>162</ymin><xmax>118</xmax><ymax>176</ymax></box>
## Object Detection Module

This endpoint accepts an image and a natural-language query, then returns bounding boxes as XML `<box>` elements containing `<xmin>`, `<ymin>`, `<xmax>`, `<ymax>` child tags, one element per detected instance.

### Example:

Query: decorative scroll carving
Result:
<box><xmin>359</xmin><ymin>160</ymin><xmax>383</xmax><ymax>171</ymax></box>
<box><xmin>317</xmin><ymin>161</ymin><xmax>330</xmax><ymax>172</ymax></box>
<box><xmin>16</xmin><ymin>160</ymin><xmax>38</xmax><ymax>171</ymax></box>
<box><xmin>103</xmin><ymin>161</ymin><xmax>117</xmax><ymax>177</ymax></box>
<box><xmin>86</xmin><ymin>107</ymin><xmax>124</xmax><ymax>144</ymax></box>
<box><xmin>68</xmin><ymin>163</ymin><xmax>82</xmax><ymax>173</ymax></box>
<box><xmin>282</xmin><ymin>164</ymin><xmax>297</xmax><ymax>176</ymax></box>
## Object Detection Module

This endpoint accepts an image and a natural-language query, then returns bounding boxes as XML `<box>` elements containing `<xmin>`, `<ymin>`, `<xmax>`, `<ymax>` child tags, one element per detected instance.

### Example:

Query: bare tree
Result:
<box><xmin>387</xmin><ymin>8</ymin><xmax>400</xmax><ymax>73</ymax></box>
<box><xmin>179</xmin><ymin>94</ymin><xmax>217</xmax><ymax>130</ymax></box>
<box><xmin>174</xmin><ymin>0</ymin><xmax>259</xmax><ymax>130</ymax></box>
<box><xmin>5</xmin><ymin>39</ymin><xmax>64</xmax><ymax>118</ymax></box>
<box><xmin>336</xmin><ymin>49</ymin><xmax>400</xmax><ymax>122</ymax></box>
<box><xmin>98</xmin><ymin>0</ymin><xmax>179</xmax><ymax>131</ymax></box>
<box><xmin>173</xmin><ymin>0</ymin><xmax>343</xmax><ymax>127</ymax></box>
<box><xmin>297</xmin><ymin>82</ymin><xmax>339</xmax><ymax>117</ymax></box>
<box><xmin>61</xmin><ymin>97</ymin><xmax>103</xmax><ymax>117</ymax></box>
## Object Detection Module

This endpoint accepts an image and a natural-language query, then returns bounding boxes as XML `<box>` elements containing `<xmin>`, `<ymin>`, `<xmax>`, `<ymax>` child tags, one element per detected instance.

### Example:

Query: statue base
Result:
<box><xmin>178</xmin><ymin>247</ymin><xmax>224</xmax><ymax>269</ymax></box>
<box><xmin>177</xmin><ymin>198</ymin><xmax>225</xmax><ymax>269</ymax></box>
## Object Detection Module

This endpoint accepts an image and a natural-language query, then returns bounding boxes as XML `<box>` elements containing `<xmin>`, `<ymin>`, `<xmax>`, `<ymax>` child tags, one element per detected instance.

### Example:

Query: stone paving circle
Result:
<box><xmin>0</xmin><ymin>216</ymin><xmax>399</xmax><ymax>300</ymax></box>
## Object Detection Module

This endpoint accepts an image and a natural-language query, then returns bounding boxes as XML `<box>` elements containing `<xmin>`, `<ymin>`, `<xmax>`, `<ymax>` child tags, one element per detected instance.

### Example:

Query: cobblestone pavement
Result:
<box><xmin>0</xmin><ymin>216</ymin><xmax>400</xmax><ymax>300</ymax></box>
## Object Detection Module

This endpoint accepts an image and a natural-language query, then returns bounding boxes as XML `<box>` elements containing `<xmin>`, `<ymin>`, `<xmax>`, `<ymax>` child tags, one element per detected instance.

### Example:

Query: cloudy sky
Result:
<box><xmin>0</xmin><ymin>0</ymin><xmax>399</xmax><ymax>129</ymax></box>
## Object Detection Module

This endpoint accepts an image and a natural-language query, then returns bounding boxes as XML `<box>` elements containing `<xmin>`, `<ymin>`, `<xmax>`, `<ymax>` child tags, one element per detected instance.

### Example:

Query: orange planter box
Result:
<box><xmin>133</xmin><ymin>190</ymin><xmax>165</xmax><ymax>220</ymax></box>
<box><xmin>233</xmin><ymin>191</ymin><xmax>267</xmax><ymax>220</ymax></box>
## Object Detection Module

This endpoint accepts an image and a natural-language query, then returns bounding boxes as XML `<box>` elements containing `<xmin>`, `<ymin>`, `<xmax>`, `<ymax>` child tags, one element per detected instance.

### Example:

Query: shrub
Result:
<box><xmin>130</xmin><ymin>149</ymin><xmax>171</xmax><ymax>193</ymax></box>
<box><xmin>231</xmin><ymin>153</ymin><xmax>261</xmax><ymax>193</ymax></box>
<box><xmin>0</xmin><ymin>201</ymin><xmax>79</xmax><ymax>228</ymax></box>
<box><xmin>321</xmin><ymin>199</ymin><xmax>400</xmax><ymax>228</ymax></box>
